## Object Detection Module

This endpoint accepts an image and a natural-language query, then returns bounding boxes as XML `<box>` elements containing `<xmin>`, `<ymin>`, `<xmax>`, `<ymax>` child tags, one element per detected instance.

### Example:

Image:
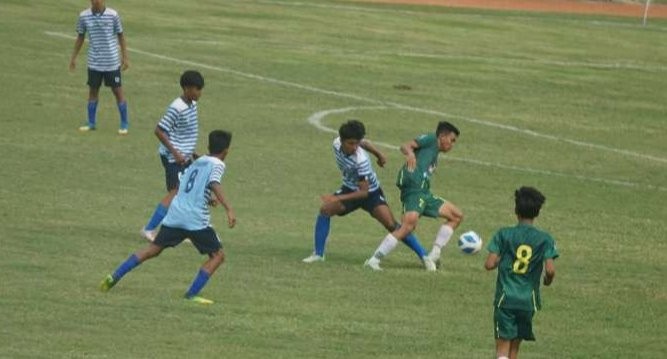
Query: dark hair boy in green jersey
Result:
<box><xmin>484</xmin><ymin>187</ymin><xmax>559</xmax><ymax>359</ymax></box>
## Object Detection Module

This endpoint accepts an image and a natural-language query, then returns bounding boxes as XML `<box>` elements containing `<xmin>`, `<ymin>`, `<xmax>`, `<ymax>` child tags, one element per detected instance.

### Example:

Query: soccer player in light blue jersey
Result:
<box><xmin>302</xmin><ymin>120</ymin><xmax>436</xmax><ymax>271</ymax></box>
<box><xmin>69</xmin><ymin>0</ymin><xmax>129</xmax><ymax>135</ymax></box>
<box><xmin>101</xmin><ymin>130</ymin><xmax>236</xmax><ymax>305</ymax></box>
<box><xmin>140</xmin><ymin>70</ymin><xmax>204</xmax><ymax>241</ymax></box>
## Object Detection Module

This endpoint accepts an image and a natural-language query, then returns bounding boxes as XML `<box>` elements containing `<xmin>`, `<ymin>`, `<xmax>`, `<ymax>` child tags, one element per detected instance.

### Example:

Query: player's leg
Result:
<box><xmin>509</xmin><ymin>340</ymin><xmax>522</xmax><ymax>359</ymax></box>
<box><xmin>494</xmin><ymin>307</ymin><xmax>520</xmax><ymax>359</ymax></box>
<box><xmin>100</xmin><ymin>243</ymin><xmax>164</xmax><ymax>292</ymax></box>
<box><xmin>364</xmin><ymin>210</ymin><xmax>420</xmax><ymax>271</ymax></box>
<box><xmin>80</xmin><ymin>69</ymin><xmax>102</xmax><ymax>131</ymax></box>
<box><xmin>495</xmin><ymin>339</ymin><xmax>511</xmax><ymax>359</ymax></box>
<box><xmin>303</xmin><ymin>189</ymin><xmax>350</xmax><ymax>263</ymax></box>
<box><xmin>186</xmin><ymin>228</ymin><xmax>225</xmax><ymax>304</ymax></box>
<box><xmin>107</xmin><ymin>69</ymin><xmax>129</xmax><ymax>134</ymax></box>
<box><xmin>369</xmin><ymin>202</ymin><xmax>431</xmax><ymax>269</ymax></box>
<box><xmin>142</xmin><ymin>156</ymin><xmax>182</xmax><ymax>241</ymax></box>
<box><xmin>427</xmin><ymin>200</ymin><xmax>464</xmax><ymax>263</ymax></box>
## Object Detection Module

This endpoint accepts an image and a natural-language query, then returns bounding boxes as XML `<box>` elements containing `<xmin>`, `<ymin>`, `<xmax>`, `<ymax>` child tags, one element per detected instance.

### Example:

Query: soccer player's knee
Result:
<box><xmin>214</xmin><ymin>250</ymin><xmax>225</xmax><ymax>264</ymax></box>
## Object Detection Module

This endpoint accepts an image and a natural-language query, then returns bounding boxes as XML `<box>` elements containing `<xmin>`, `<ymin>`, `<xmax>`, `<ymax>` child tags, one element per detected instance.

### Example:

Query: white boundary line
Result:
<box><xmin>308</xmin><ymin>107</ymin><xmax>667</xmax><ymax>192</ymax></box>
<box><xmin>45</xmin><ymin>30</ymin><xmax>667</xmax><ymax>166</ymax></box>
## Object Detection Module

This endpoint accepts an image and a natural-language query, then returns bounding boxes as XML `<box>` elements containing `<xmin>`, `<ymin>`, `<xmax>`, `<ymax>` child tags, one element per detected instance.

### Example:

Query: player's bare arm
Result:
<box><xmin>118</xmin><ymin>33</ymin><xmax>129</xmax><ymax>71</ymax></box>
<box><xmin>69</xmin><ymin>34</ymin><xmax>85</xmax><ymax>71</ymax></box>
<box><xmin>484</xmin><ymin>253</ymin><xmax>500</xmax><ymax>270</ymax></box>
<box><xmin>543</xmin><ymin>258</ymin><xmax>556</xmax><ymax>286</ymax></box>
<box><xmin>211</xmin><ymin>183</ymin><xmax>236</xmax><ymax>228</ymax></box>
<box><xmin>155</xmin><ymin>126</ymin><xmax>186</xmax><ymax>164</ymax></box>
<box><xmin>400</xmin><ymin>140</ymin><xmax>419</xmax><ymax>171</ymax></box>
<box><xmin>360</xmin><ymin>139</ymin><xmax>386</xmax><ymax>168</ymax></box>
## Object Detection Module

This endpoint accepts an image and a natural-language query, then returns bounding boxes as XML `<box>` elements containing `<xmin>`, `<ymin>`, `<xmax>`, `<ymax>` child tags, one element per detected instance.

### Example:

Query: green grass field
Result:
<box><xmin>1</xmin><ymin>0</ymin><xmax>665</xmax><ymax>358</ymax></box>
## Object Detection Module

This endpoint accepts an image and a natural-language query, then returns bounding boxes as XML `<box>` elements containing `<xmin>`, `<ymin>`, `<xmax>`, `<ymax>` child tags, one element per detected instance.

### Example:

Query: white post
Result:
<box><xmin>642</xmin><ymin>0</ymin><xmax>652</xmax><ymax>26</ymax></box>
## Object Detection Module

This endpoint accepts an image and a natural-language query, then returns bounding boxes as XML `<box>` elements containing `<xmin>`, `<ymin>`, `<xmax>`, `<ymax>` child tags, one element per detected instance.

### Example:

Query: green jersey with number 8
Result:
<box><xmin>487</xmin><ymin>223</ymin><xmax>559</xmax><ymax>311</ymax></box>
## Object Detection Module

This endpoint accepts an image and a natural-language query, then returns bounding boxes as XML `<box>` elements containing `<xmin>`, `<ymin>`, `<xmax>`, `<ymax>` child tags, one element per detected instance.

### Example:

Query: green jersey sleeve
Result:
<box><xmin>487</xmin><ymin>231</ymin><xmax>501</xmax><ymax>254</ymax></box>
<box><xmin>544</xmin><ymin>235</ymin><xmax>560</xmax><ymax>260</ymax></box>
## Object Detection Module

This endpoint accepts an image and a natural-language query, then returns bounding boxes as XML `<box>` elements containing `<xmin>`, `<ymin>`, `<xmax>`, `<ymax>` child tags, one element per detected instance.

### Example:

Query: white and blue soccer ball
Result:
<box><xmin>458</xmin><ymin>230</ymin><xmax>483</xmax><ymax>254</ymax></box>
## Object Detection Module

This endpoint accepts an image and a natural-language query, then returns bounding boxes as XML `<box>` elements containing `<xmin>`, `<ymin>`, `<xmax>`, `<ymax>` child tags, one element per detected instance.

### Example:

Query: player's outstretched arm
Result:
<box><xmin>543</xmin><ymin>258</ymin><xmax>556</xmax><ymax>286</ymax></box>
<box><xmin>360</xmin><ymin>139</ymin><xmax>386</xmax><ymax>168</ymax></box>
<box><xmin>211</xmin><ymin>182</ymin><xmax>236</xmax><ymax>228</ymax></box>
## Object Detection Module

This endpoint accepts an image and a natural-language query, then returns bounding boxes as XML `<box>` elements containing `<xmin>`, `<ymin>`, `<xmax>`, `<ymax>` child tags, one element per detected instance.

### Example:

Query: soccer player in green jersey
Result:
<box><xmin>484</xmin><ymin>187</ymin><xmax>558</xmax><ymax>359</ymax></box>
<box><xmin>364</xmin><ymin>121</ymin><xmax>463</xmax><ymax>271</ymax></box>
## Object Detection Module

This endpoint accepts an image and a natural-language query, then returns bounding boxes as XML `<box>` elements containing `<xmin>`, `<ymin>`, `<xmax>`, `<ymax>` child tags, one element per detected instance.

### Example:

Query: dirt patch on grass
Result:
<box><xmin>352</xmin><ymin>0</ymin><xmax>667</xmax><ymax>19</ymax></box>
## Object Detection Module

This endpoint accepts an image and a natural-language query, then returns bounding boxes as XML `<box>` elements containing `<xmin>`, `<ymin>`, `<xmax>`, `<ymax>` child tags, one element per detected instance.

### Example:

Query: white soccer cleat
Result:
<box><xmin>422</xmin><ymin>256</ymin><xmax>437</xmax><ymax>272</ymax></box>
<box><xmin>140</xmin><ymin>228</ymin><xmax>157</xmax><ymax>242</ymax></box>
<box><xmin>427</xmin><ymin>248</ymin><xmax>441</xmax><ymax>263</ymax></box>
<box><xmin>118</xmin><ymin>128</ymin><xmax>129</xmax><ymax>135</ymax></box>
<box><xmin>302</xmin><ymin>254</ymin><xmax>325</xmax><ymax>263</ymax></box>
<box><xmin>363</xmin><ymin>257</ymin><xmax>383</xmax><ymax>271</ymax></box>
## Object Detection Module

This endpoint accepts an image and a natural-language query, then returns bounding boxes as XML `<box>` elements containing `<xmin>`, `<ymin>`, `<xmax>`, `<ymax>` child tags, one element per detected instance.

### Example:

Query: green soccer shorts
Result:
<box><xmin>400</xmin><ymin>190</ymin><xmax>445</xmax><ymax>218</ymax></box>
<box><xmin>494</xmin><ymin>307</ymin><xmax>536</xmax><ymax>341</ymax></box>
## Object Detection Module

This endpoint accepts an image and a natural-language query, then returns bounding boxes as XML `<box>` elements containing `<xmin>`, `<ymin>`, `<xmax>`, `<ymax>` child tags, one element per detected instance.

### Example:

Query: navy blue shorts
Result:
<box><xmin>336</xmin><ymin>186</ymin><xmax>388</xmax><ymax>216</ymax></box>
<box><xmin>87</xmin><ymin>68</ymin><xmax>122</xmax><ymax>89</ymax></box>
<box><xmin>160</xmin><ymin>155</ymin><xmax>190</xmax><ymax>191</ymax></box>
<box><xmin>153</xmin><ymin>225</ymin><xmax>223</xmax><ymax>255</ymax></box>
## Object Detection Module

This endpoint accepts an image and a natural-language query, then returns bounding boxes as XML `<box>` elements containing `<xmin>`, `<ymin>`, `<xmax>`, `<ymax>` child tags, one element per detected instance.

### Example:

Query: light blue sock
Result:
<box><xmin>314</xmin><ymin>214</ymin><xmax>331</xmax><ymax>256</ymax></box>
<box><xmin>87</xmin><ymin>100</ymin><xmax>98</xmax><ymax>127</ymax></box>
<box><xmin>185</xmin><ymin>269</ymin><xmax>210</xmax><ymax>298</ymax></box>
<box><xmin>117</xmin><ymin>101</ymin><xmax>128</xmax><ymax>129</ymax></box>
<box><xmin>112</xmin><ymin>254</ymin><xmax>140</xmax><ymax>281</ymax></box>
<box><xmin>145</xmin><ymin>204</ymin><xmax>168</xmax><ymax>231</ymax></box>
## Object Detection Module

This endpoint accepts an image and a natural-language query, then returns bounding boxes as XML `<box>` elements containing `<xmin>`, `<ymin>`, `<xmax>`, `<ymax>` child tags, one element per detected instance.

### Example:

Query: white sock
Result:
<box><xmin>433</xmin><ymin>224</ymin><xmax>454</xmax><ymax>250</ymax></box>
<box><xmin>498</xmin><ymin>356</ymin><xmax>509</xmax><ymax>359</ymax></box>
<box><xmin>373</xmin><ymin>233</ymin><xmax>399</xmax><ymax>259</ymax></box>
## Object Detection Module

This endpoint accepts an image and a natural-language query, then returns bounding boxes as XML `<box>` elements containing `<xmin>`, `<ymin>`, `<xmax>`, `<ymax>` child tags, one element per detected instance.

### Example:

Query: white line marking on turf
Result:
<box><xmin>308</xmin><ymin>107</ymin><xmax>667</xmax><ymax>192</ymax></box>
<box><xmin>45</xmin><ymin>31</ymin><xmax>667</xmax><ymax>165</ymax></box>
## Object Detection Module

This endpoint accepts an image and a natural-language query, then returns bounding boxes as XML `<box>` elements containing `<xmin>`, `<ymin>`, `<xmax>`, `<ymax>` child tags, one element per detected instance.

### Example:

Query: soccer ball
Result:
<box><xmin>458</xmin><ymin>231</ymin><xmax>483</xmax><ymax>254</ymax></box>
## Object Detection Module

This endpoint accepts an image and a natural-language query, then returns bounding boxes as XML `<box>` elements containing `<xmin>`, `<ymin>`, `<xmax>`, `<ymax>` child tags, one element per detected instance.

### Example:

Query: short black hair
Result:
<box><xmin>180</xmin><ymin>70</ymin><xmax>205</xmax><ymax>89</ymax></box>
<box><xmin>436</xmin><ymin>121</ymin><xmax>460</xmax><ymax>137</ymax></box>
<box><xmin>338</xmin><ymin>119</ymin><xmax>366</xmax><ymax>141</ymax></box>
<box><xmin>208</xmin><ymin>130</ymin><xmax>232</xmax><ymax>154</ymax></box>
<box><xmin>515</xmin><ymin>186</ymin><xmax>546</xmax><ymax>219</ymax></box>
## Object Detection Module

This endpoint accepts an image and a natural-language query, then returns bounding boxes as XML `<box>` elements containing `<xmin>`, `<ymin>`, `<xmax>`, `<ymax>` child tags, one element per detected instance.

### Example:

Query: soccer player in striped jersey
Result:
<box><xmin>484</xmin><ymin>187</ymin><xmax>558</xmax><ymax>359</ymax></box>
<box><xmin>364</xmin><ymin>121</ymin><xmax>463</xmax><ymax>271</ymax></box>
<box><xmin>141</xmin><ymin>70</ymin><xmax>204</xmax><ymax>241</ymax></box>
<box><xmin>69</xmin><ymin>0</ymin><xmax>129</xmax><ymax>134</ymax></box>
<box><xmin>100</xmin><ymin>130</ymin><xmax>236</xmax><ymax>305</ymax></box>
<box><xmin>302</xmin><ymin>120</ymin><xmax>436</xmax><ymax>271</ymax></box>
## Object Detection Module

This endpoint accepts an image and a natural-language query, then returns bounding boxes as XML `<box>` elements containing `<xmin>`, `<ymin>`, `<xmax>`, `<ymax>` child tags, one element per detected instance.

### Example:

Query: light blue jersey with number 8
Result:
<box><xmin>163</xmin><ymin>156</ymin><xmax>226</xmax><ymax>230</ymax></box>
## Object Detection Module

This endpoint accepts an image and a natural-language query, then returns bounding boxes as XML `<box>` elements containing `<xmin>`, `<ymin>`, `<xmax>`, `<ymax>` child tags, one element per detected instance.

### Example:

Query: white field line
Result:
<box><xmin>45</xmin><ymin>30</ymin><xmax>667</xmax><ymax>166</ymax></box>
<box><xmin>308</xmin><ymin>107</ymin><xmax>667</xmax><ymax>192</ymax></box>
<box><xmin>391</xmin><ymin>52</ymin><xmax>667</xmax><ymax>72</ymax></box>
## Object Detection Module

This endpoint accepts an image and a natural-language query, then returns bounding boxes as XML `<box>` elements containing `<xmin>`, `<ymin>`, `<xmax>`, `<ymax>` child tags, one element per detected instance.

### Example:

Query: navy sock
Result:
<box><xmin>185</xmin><ymin>269</ymin><xmax>210</xmax><ymax>298</ymax></box>
<box><xmin>314</xmin><ymin>214</ymin><xmax>331</xmax><ymax>256</ymax></box>
<box><xmin>117</xmin><ymin>101</ymin><xmax>128</xmax><ymax>129</ymax></box>
<box><xmin>145</xmin><ymin>204</ymin><xmax>168</xmax><ymax>231</ymax></box>
<box><xmin>87</xmin><ymin>100</ymin><xmax>98</xmax><ymax>126</ymax></box>
<box><xmin>112</xmin><ymin>254</ymin><xmax>140</xmax><ymax>281</ymax></box>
